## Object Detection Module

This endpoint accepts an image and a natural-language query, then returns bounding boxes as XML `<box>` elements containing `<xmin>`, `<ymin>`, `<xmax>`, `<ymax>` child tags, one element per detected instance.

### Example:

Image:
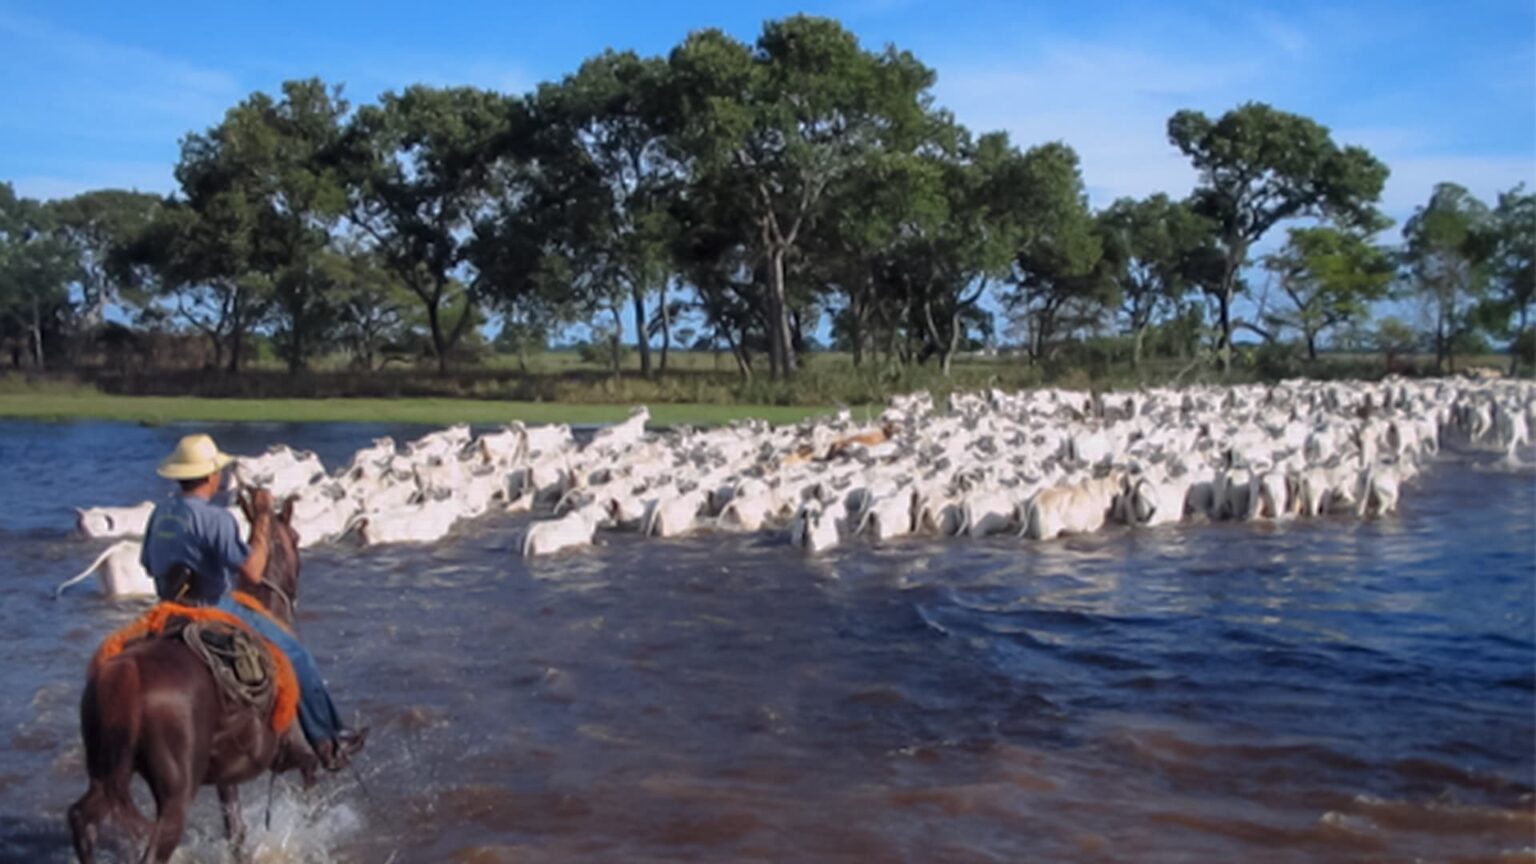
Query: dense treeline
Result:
<box><xmin>1</xmin><ymin>16</ymin><xmax>1531</xmax><ymax>387</ymax></box>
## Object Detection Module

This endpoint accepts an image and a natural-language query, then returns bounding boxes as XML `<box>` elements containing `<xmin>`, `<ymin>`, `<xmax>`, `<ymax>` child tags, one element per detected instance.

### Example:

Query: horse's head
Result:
<box><xmin>239</xmin><ymin>489</ymin><xmax>301</xmax><ymax>627</ymax></box>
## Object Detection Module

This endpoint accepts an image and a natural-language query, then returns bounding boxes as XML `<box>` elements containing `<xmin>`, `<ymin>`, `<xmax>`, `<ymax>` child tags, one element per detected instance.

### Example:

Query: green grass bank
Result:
<box><xmin>0</xmin><ymin>393</ymin><xmax>835</xmax><ymax>427</ymax></box>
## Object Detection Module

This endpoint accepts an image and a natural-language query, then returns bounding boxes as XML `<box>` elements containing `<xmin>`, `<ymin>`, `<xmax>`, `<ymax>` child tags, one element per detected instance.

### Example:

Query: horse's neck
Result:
<box><xmin>254</xmin><ymin>571</ymin><xmax>298</xmax><ymax>628</ymax></box>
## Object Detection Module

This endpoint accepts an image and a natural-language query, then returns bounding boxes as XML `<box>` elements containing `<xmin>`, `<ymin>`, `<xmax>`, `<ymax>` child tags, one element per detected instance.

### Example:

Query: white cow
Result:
<box><xmin>960</xmin><ymin>487</ymin><xmax>1022</xmax><ymax>538</ymax></box>
<box><xmin>351</xmin><ymin>498</ymin><xmax>460</xmax><ymax>546</ymax></box>
<box><xmin>1355</xmin><ymin>464</ymin><xmax>1402</xmax><ymax>517</ymax></box>
<box><xmin>856</xmin><ymin>490</ymin><xmax>915</xmax><ymax>542</ymax></box>
<box><xmin>521</xmin><ymin>505</ymin><xmax>605</xmax><ymax>557</ymax></box>
<box><xmin>641</xmin><ymin>490</ymin><xmax>707</xmax><ymax>539</ymax></box>
<box><xmin>719</xmin><ymin>490</ymin><xmax>780</xmax><ymax>532</ymax></box>
<box><xmin>55</xmin><ymin>541</ymin><xmax>155</xmax><ymax>598</ymax></box>
<box><xmin>789</xmin><ymin>499</ymin><xmax>846</xmax><ymax>553</ymax></box>
<box><xmin>75</xmin><ymin>501</ymin><xmax>156</xmax><ymax>539</ymax></box>
<box><xmin>1021</xmin><ymin>474</ymin><xmax>1121</xmax><ymax>540</ymax></box>
<box><xmin>404</xmin><ymin>424</ymin><xmax>472</xmax><ymax>460</ymax></box>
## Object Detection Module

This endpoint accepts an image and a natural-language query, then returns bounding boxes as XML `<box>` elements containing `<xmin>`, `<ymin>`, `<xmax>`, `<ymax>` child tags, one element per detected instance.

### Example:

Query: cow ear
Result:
<box><xmin>280</xmin><ymin>497</ymin><xmax>296</xmax><ymax>525</ymax></box>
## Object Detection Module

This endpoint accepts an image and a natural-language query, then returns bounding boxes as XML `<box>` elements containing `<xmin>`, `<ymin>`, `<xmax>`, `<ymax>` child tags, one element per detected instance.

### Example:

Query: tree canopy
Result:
<box><xmin>3</xmin><ymin>16</ymin><xmax>1524</xmax><ymax>381</ymax></box>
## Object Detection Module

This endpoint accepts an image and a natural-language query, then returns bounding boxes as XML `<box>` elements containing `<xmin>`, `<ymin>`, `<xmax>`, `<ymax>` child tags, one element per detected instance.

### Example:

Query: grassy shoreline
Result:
<box><xmin>0</xmin><ymin>393</ymin><xmax>838</xmax><ymax>427</ymax></box>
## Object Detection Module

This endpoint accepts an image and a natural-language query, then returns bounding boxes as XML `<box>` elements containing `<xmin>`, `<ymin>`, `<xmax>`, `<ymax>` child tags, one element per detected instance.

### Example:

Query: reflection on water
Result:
<box><xmin>0</xmin><ymin>419</ymin><xmax>1531</xmax><ymax>863</ymax></box>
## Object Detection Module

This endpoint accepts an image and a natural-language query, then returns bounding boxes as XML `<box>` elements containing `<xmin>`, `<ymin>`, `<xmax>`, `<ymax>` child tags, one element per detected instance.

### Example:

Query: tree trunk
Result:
<box><xmin>631</xmin><ymin>286</ymin><xmax>652</xmax><ymax>377</ymax></box>
<box><xmin>941</xmin><ymin>308</ymin><xmax>963</xmax><ymax>377</ymax></box>
<box><xmin>29</xmin><ymin>299</ymin><xmax>45</xmax><ymax>371</ymax></box>
<box><xmin>1513</xmin><ymin>305</ymin><xmax>1528</xmax><ymax>376</ymax></box>
<box><xmin>850</xmin><ymin>297</ymin><xmax>865</xmax><ymax>368</ymax></box>
<box><xmin>1132</xmin><ymin>326</ymin><xmax>1146</xmax><ymax>370</ymax></box>
<box><xmin>722</xmin><ymin>325</ymin><xmax>750</xmax><ymax>380</ymax></box>
<box><xmin>1217</xmin><ymin>287</ymin><xmax>1234</xmax><ymax>375</ymax></box>
<box><xmin>427</xmin><ymin>300</ymin><xmax>447</xmax><ymax>376</ymax></box>
<box><xmin>768</xmin><ymin>249</ymin><xmax>796</xmax><ymax>378</ymax></box>
<box><xmin>1306</xmin><ymin>332</ymin><xmax>1319</xmax><ymax>362</ymax></box>
<box><xmin>659</xmin><ymin>282</ymin><xmax>672</xmax><ymax>375</ymax></box>
<box><xmin>611</xmin><ymin>304</ymin><xmax>624</xmax><ymax>375</ymax></box>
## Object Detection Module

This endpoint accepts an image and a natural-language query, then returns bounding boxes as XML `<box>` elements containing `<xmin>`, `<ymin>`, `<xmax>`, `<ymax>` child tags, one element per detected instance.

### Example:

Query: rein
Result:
<box><xmin>260</xmin><ymin>579</ymin><xmax>297</xmax><ymax>623</ymax></box>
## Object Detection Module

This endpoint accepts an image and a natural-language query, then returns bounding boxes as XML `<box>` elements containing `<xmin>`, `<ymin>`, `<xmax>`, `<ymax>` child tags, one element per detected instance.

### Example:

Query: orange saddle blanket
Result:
<box><xmin>91</xmin><ymin>592</ymin><xmax>298</xmax><ymax>733</ymax></box>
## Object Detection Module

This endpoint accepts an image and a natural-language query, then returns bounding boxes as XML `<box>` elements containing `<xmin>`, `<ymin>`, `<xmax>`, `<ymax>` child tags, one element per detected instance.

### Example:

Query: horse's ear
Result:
<box><xmin>280</xmin><ymin>496</ymin><xmax>296</xmax><ymax>525</ymax></box>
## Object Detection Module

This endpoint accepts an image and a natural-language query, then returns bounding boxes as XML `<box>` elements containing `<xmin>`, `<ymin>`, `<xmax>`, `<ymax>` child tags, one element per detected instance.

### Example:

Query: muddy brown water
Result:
<box><xmin>0</xmin><ymin>420</ymin><xmax>1531</xmax><ymax>863</ymax></box>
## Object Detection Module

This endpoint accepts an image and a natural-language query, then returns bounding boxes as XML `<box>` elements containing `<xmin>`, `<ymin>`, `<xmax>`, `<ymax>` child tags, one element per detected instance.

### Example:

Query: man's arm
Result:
<box><xmin>232</xmin><ymin>489</ymin><xmax>273</xmax><ymax>591</ymax></box>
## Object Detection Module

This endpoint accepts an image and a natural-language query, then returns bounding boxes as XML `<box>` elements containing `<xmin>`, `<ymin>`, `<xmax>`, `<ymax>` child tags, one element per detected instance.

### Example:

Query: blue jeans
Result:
<box><xmin>215</xmin><ymin>596</ymin><xmax>343</xmax><ymax>746</ymax></box>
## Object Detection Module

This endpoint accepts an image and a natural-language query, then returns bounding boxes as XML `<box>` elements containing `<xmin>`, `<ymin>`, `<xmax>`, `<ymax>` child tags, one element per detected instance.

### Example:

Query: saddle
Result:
<box><xmin>91</xmin><ymin>597</ymin><xmax>299</xmax><ymax>734</ymax></box>
<box><xmin>175</xmin><ymin>618</ymin><xmax>276</xmax><ymax>715</ymax></box>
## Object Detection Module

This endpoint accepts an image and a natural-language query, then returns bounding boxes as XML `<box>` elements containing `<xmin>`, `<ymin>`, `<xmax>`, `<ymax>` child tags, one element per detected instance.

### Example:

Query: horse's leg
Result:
<box><xmin>67</xmin><ymin>781</ymin><xmax>108</xmax><ymax>864</ymax></box>
<box><xmin>218</xmin><ymin>783</ymin><xmax>248</xmax><ymax>862</ymax></box>
<box><xmin>141</xmin><ymin>736</ymin><xmax>194</xmax><ymax>864</ymax></box>
<box><xmin>141</xmin><ymin>786</ymin><xmax>191</xmax><ymax>864</ymax></box>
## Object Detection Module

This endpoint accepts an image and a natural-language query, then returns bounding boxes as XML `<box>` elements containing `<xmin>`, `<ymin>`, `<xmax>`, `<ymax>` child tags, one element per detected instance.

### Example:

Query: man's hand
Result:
<box><xmin>250</xmin><ymin>488</ymin><xmax>274</xmax><ymax>516</ymax></box>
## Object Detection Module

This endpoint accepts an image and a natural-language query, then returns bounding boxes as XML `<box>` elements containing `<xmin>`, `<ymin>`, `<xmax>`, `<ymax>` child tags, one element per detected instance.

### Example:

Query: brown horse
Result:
<box><xmin>68</xmin><ymin>493</ymin><xmax>310</xmax><ymax>864</ymax></box>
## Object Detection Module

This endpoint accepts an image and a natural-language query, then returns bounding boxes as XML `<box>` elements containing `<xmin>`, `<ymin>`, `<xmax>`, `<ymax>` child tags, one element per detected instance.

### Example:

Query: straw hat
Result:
<box><xmin>157</xmin><ymin>434</ymin><xmax>234</xmax><ymax>480</ymax></box>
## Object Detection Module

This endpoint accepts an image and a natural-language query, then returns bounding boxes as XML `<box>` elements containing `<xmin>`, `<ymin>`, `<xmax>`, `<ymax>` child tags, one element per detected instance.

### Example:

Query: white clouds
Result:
<box><xmin>925</xmin><ymin>9</ymin><xmax>1533</xmax><ymax>219</ymax></box>
<box><xmin>0</xmin><ymin>9</ymin><xmax>241</xmax><ymax>140</ymax></box>
<box><xmin>931</xmin><ymin>39</ymin><xmax>1262</xmax><ymax>206</ymax></box>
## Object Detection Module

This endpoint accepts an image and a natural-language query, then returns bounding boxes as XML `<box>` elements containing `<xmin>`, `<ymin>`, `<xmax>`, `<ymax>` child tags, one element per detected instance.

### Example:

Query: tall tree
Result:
<box><xmin>810</xmin><ymin>134</ymin><xmax>949</xmax><ymax>369</ymax></box>
<box><xmin>344</xmin><ymin>86</ymin><xmax>518</xmax><ymax>374</ymax></box>
<box><xmin>543</xmin><ymin>51</ymin><xmax>679</xmax><ymax>376</ymax></box>
<box><xmin>1006</xmin><ymin>142</ymin><xmax>1112</xmax><ymax>362</ymax></box>
<box><xmin>320</xmin><ymin>245</ymin><xmax>411</xmax><ymax>370</ymax></box>
<box><xmin>667</xmin><ymin>16</ymin><xmax>936</xmax><ymax>378</ymax></box>
<box><xmin>1478</xmin><ymin>184</ymin><xmax>1535</xmax><ymax>374</ymax></box>
<box><xmin>1262</xmin><ymin>224</ymin><xmax>1395</xmax><ymax>361</ymax></box>
<box><xmin>0</xmin><ymin>184</ymin><xmax>79</xmax><ymax>369</ymax></box>
<box><xmin>1401</xmin><ymin>183</ymin><xmax>1494</xmax><ymax>373</ymax></box>
<box><xmin>1097</xmin><ymin>193</ymin><xmax>1212</xmax><ymax>368</ymax></box>
<box><xmin>117</xmin><ymin>200</ymin><xmax>267</xmax><ymax>372</ymax></box>
<box><xmin>1167</xmin><ymin>102</ymin><xmax>1388</xmax><ymax>373</ymax></box>
<box><xmin>48</xmin><ymin>189</ymin><xmax>162</xmax><ymax>331</ymax></box>
<box><xmin>204</xmin><ymin>79</ymin><xmax>351</xmax><ymax>372</ymax></box>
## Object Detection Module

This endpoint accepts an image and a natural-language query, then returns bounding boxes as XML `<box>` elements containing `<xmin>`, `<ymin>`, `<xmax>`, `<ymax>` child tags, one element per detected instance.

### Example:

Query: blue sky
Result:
<box><xmin>1</xmin><ymin>1</ymin><xmax>1532</xmax><ymax>245</ymax></box>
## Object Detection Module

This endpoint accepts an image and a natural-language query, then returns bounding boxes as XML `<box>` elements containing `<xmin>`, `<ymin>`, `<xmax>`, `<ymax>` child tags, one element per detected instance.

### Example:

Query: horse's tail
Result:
<box><xmin>83</xmin><ymin>657</ymin><xmax>141</xmax><ymax>795</ymax></box>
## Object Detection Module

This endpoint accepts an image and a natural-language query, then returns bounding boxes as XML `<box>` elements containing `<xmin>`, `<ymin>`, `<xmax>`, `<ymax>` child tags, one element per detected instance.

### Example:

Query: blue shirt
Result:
<box><xmin>140</xmin><ymin>495</ymin><xmax>250</xmax><ymax>605</ymax></box>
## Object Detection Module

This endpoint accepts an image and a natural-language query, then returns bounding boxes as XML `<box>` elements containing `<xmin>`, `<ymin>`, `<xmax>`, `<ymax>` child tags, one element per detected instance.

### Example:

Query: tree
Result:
<box><xmin>0</xmin><ymin>184</ymin><xmax>79</xmax><ymax>369</ymax></box>
<box><xmin>202</xmin><ymin>79</ymin><xmax>351</xmax><ymax>373</ymax></box>
<box><xmin>48</xmin><ymin>189</ymin><xmax>163</xmax><ymax>331</ymax></box>
<box><xmin>116</xmin><ymin>200</ymin><xmax>268</xmax><ymax>373</ymax></box>
<box><xmin>809</xmin><ymin>131</ymin><xmax>951</xmax><ymax>369</ymax></box>
<box><xmin>1401</xmin><ymin>182</ymin><xmax>1493</xmax><ymax>373</ymax></box>
<box><xmin>1097</xmin><ymin>193</ymin><xmax>1212</xmax><ymax>368</ymax></box>
<box><xmin>1262</xmin><ymin>224</ymin><xmax>1395</xmax><ymax>360</ymax></box>
<box><xmin>1006</xmin><ymin>142</ymin><xmax>1113</xmax><ymax>362</ymax></box>
<box><xmin>1478</xmin><ymin>184</ymin><xmax>1535</xmax><ymax>374</ymax></box>
<box><xmin>666</xmin><ymin>16</ymin><xmax>936</xmax><ymax>378</ymax></box>
<box><xmin>344</xmin><ymin>86</ymin><xmax>519</xmax><ymax>374</ymax></box>
<box><xmin>1374</xmin><ymin>316</ymin><xmax>1419</xmax><ymax>371</ymax></box>
<box><xmin>542</xmin><ymin>51</ymin><xmax>680</xmax><ymax>376</ymax></box>
<box><xmin>909</xmin><ymin>129</ymin><xmax>1025</xmax><ymax>374</ymax></box>
<box><xmin>1167</xmin><ymin>102</ymin><xmax>1388</xmax><ymax>373</ymax></box>
<box><xmin>319</xmin><ymin>246</ymin><xmax>411</xmax><ymax>370</ymax></box>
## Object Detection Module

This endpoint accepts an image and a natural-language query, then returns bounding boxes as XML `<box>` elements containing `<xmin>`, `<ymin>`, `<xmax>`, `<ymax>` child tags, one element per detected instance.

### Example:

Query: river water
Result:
<box><xmin>0</xmin><ymin>419</ymin><xmax>1531</xmax><ymax>863</ymax></box>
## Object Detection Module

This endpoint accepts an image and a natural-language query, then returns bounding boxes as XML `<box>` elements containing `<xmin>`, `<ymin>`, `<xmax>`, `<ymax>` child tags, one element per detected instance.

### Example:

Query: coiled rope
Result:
<box><xmin>180</xmin><ymin>621</ymin><xmax>275</xmax><ymax>711</ymax></box>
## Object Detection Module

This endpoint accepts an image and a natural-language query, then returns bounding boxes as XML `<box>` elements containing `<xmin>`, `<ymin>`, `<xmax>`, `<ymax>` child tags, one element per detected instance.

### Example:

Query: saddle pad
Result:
<box><xmin>91</xmin><ymin>601</ymin><xmax>299</xmax><ymax>733</ymax></box>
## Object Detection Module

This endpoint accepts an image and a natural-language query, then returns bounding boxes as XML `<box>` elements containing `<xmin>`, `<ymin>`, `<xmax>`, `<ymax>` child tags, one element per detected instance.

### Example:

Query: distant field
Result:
<box><xmin>0</xmin><ymin>349</ymin><xmax>1522</xmax><ymax>428</ymax></box>
<box><xmin>0</xmin><ymin>393</ymin><xmax>837</xmax><ymax>427</ymax></box>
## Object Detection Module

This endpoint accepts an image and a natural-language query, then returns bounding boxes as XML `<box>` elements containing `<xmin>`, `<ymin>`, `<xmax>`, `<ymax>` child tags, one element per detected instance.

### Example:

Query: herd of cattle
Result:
<box><xmin>57</xmin><ymin>377</ymin><xmax>1534</xmax><ymax>597</ymax></box>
